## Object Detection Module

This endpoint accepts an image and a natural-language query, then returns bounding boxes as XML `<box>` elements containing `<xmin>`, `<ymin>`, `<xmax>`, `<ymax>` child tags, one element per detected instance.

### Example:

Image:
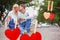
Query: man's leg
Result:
<box><xmin>25</xmin><ymin>19</ymin><xmax>31</xmax><ymax>32</ymax></box>
<box><xmin>19</xmin><ymin>22</ymin><xmax>26</xmax><ymax>34</ymax></box>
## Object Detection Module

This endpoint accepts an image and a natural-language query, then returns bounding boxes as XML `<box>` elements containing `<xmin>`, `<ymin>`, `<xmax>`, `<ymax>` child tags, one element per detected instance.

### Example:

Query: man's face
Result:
<box><xmin>19</xmin><ymin>5</ymin><xmax>23</xmax><ymax>11</ymax></box>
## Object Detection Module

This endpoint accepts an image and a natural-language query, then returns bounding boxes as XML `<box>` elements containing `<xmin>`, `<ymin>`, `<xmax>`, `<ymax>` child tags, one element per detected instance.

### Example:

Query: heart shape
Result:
<box><xmin>43</xmin><ymin>12</ymin><xmax>50</xmax><ymax>19</ymax></box>
<box><xmin>5</xmin><ymin>27</ymin><xmax>20</xmax><ymax>40</ymax></box>
<box><xmin>20</xmin><ymin>34</ymin><xmax>30</xmax><ymax>40</ymax></box>
<box><xmin>20</xmin><ymin>32</ymin><xmax>42</xmax><ymax>40</ymax></box>
<box><xmin>49</xmin><ymin>13</ymin><xmax>55</xmax><ymax>20</ymax></box>
<box><xmin>31</xmin><ymin>32</ymin><xmax>42</xmax><ymax>40</ymax></box>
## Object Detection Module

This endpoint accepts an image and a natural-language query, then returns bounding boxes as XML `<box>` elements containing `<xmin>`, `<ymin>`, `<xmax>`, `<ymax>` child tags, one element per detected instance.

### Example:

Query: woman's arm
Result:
<box><xmin>8</xmin><ymin>16</ymin><xmax>11</xmax><ymax>22</ymax></box>
<box><xmin>18</xmin><ymin>18</ymin><xmax>25</xmax><ymax>23</ymax></box>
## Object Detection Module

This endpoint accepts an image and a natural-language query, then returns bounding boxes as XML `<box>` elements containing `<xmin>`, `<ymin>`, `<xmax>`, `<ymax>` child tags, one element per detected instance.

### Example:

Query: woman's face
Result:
<box><xmin>14</xmin><ymin>7</ymin><xmax>19</xmax><ymax>12</ymax></box>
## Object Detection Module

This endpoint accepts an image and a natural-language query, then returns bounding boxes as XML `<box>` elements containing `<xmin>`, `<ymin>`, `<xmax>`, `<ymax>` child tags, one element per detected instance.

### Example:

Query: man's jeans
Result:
<box><xmin>19</xmin><ymin>19</ymin><xmax>31</xmax><ymax>34</ymax></box>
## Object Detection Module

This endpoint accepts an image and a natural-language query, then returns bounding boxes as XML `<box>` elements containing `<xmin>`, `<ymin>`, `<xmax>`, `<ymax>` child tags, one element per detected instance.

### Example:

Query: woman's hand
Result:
<box><xmin>18</xmin><ymin>18</ymin><xmax>25</xmax><ymax>22</ymax></box>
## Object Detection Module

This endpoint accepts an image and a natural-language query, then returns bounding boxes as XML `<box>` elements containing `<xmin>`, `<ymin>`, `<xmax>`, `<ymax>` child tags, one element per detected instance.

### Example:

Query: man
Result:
<box><xmin>18</xmin><ymin>4</ymin><xmax>32</xmax><ymax>34</ymax></box>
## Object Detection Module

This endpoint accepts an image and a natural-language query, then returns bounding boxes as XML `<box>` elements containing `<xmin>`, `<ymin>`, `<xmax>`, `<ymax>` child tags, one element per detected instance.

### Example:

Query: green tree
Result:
<box><xmin>0</xmin><ymin>0</ymin><xmax>32</xmax><ymax>10</ymax></box>
<box><xmin>37</xmin><ymin>0</ymin><xmax>60</xmax><ymax>26</ymax></box>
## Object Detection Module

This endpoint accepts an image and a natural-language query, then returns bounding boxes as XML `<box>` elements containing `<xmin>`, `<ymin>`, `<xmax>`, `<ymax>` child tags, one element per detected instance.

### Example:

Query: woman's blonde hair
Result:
<box><xmin>12</xmin><ymin>4</ymin><xmax>19</xmax><ymax>10</ymax></box>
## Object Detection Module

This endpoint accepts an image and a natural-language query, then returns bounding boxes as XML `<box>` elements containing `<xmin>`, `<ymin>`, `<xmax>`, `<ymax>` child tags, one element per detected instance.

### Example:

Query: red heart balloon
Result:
<box><xmin>49</xmin><ymin>13</ymin><xmax>55</xmax><ymax>20</ymax></box>
<box><xmin>20</xmin><ymin>32</ymin><xmax>42</xmax><ymax>40</ymax></box>
<box><xmin>31</xmin><ymin>32</ymin><xmax>42</xmax><ymax>40</ymax></box>
<box><xmin>20</xmin><ymin>34</ymin><xmax>30</xmax><ymax>40</ymax></box>
<box><xmin>5</xmin><ymin>27</ymin><xmax>20</xmax><ymax>40</ymax></box>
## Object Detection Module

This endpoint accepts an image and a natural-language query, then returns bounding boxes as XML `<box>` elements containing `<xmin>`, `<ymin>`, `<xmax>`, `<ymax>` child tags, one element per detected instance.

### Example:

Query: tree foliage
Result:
<box><xmin>37</xmin><ymin>0</ymin><xmax>60</xmax><ymax>26</ymax></box>
<box><xmin>0</xmin><ymin>0</ymin><xmax>32</xmax><ymax>10</ymax></box>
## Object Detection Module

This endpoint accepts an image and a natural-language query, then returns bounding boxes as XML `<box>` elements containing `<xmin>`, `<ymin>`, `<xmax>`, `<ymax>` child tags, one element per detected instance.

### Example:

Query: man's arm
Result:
<box><xmin>25</xmin><ymin>13</ymin><xmax>33</xmax><ymax>20</ymax></box>
<box><xmin>18</xmin><ymin>18</ymin><xmax>25</xmax><ymax>23</ymax></box>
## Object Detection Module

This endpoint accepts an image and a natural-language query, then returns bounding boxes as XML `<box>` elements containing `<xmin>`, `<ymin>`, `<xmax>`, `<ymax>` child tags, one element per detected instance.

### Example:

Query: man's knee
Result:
<box><xmin>26</xmin><ymin>19</ymin><xmax>31</xmax><ymax>24</ymax></box>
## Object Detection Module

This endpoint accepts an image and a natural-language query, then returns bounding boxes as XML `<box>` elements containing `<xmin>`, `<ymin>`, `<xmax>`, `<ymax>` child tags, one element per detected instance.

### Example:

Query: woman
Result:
<box><xmin>8</xmin><ymin>4</ymin><xmax>19</xmax><ymax>29</ymax></box>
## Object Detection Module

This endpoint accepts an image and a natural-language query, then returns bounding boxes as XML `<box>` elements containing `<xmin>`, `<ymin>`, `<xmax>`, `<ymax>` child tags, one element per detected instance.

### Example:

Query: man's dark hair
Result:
<box><xmin>20</xmin><ymin>4</ymin><xmax>25</xmax><ymax>9</ymax></box>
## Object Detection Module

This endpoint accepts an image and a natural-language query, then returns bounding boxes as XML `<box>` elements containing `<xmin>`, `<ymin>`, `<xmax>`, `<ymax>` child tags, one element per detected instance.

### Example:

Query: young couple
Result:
<box><xmin>8</xmin><ymin>4</ymin><xmax>31</xmax><ymax>34</ymax></box>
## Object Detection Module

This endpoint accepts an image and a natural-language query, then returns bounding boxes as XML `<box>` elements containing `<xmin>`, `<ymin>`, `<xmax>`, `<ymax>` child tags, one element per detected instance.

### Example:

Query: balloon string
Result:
<box><xmin>51</xmin><ymin>1</ymin><xmax>54</xmax><ymax>12</ymax></box>
<box><xmin>47</xmin><ymin>1</ymin><xmax>51</xmax><ymax>11</ymax></box>
<box><xmin>34</xmin><ymin>19</ymin><xmax>38</xmax><ymax>33</ymax></box>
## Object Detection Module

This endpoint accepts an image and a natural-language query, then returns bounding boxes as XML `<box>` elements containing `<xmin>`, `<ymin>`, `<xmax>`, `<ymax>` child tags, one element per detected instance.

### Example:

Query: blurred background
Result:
<box><xmin>0</xmin><ymin>0</ymin><xmax>60</xmax><ymax>40</ymax></box>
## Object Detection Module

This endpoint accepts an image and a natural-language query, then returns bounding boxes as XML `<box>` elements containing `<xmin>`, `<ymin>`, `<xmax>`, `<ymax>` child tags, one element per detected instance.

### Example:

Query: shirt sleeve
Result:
<box><xmin>8</xmin><ymin>11</ymin><xmax>12</xmax><ymax>17</ymax></box>
<box><xmin>18</xmin><ymin>12</ymin><xmax>22</xmax><ymax>19</ymax></box>
<box><xmin>25</xmin><ymin>12</ymin><xmax>33</xmax><ymax>19</ymax></box>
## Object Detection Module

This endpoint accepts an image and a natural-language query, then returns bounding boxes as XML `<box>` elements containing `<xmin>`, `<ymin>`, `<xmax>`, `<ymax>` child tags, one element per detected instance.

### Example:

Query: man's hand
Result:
<box><xmin>18</xmin><ymin>18</ymin><xmax>25</xmax><ymax>22</ymax></box>
<box><xmin>20</xmin><ymin>18</ymin><xmax>25</xmax><ymax>20</ymax></box>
